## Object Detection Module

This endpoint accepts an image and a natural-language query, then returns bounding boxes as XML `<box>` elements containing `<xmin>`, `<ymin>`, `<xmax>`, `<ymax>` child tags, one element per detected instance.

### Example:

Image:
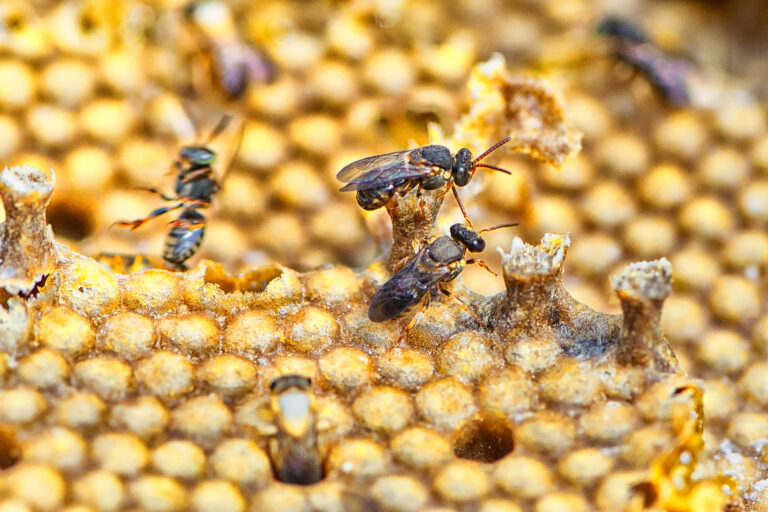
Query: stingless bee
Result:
<box><xmin>337</xmin><ymin>138</ymin><xmax>513</xmax><ymax>222</ymax></box>
<box><xmin>184</xmin><ymin>0</ymin><xmax>275</xmax><ymax>100</ymax></box>
<box><xmin>112</xmin><ymin>113</ymin><xmax>241</xmax><ymax>270</ymax></box>
<box><xmin>368</xmin><ymin>222</ymin><xmax>518</xmax><ymax>342</ymax></box>
<box><xmin>596</xmin><ymin>16</ymin><xmax>691</xmax><ymax>107</ymax></box>
<box><xmin>269</xmin><ymin>375</ymin><xmax>323</xmax><ymax>485</ymax></box>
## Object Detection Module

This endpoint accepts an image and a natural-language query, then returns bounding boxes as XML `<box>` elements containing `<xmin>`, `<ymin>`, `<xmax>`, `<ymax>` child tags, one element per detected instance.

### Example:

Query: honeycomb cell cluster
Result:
<box><xmin>1</xmin><ymin>0</ymin><xmax>768</xmax><ymax>511</ymax></box>
<box><xmin>0</xmin><ymin>161</ymin><xmax>733</xmax><ymax>511</ymax></box>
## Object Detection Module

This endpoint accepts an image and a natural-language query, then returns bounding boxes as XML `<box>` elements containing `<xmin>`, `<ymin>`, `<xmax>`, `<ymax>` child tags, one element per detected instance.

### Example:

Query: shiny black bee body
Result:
<box><xmin>269</xmin><ymin>375</ymin><xmax>323</xmax><ymax>486</ymax></box>
<box><xmin>368</xmin><ymin>223</ymin><xmax>516</xmax><ymax>329</ymax></box>
<box><xmin>337</xmin><ymin>138</ymin><xmax>512</xmax><ymax>213</ymax></box>
<box><xmin>114</xmin><ymin>115</ymin><xmax>236</xmax><ymax>270</ymax></box>
<box><xmin>164</xmin><ymin>209</ymin><xmax>206</xmax><ymax>267</ymax></box>
<box><xmin>597</xmin><ymin>16</ymin><xmax>691</xmax><ymax>106</ymax></box>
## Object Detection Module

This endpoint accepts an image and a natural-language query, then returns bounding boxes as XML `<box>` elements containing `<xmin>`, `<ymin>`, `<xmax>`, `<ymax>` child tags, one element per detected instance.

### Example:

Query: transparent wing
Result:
<box><xmin>337</xmin><ymin>150</ymin><xmax>436</xmax><ymax>192</ymax></box>
<box><xmin>368</xmin><ymin>254</ymin><xmax>451</xmax><ymax>321</ymax></box>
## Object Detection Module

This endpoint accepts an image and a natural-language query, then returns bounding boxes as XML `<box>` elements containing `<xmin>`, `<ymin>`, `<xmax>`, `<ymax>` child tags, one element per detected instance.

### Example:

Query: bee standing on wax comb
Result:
<box><xmin>369</xmin><ymin>222</ymin><xmax>518</xmax><ymax>342</ymax></box>
<box><xmin>269</xmin><ymin>375</ymin><xmax>323</xmax><ymax>485</ymax></box>
<box><xmin>184</xmin><ymin>0</ymin><xmax>275</xmax><ymax>100</ymax></box>
<box><xmin>112</xmin><ymin>113</ymin><xmax>242</xmax><ymax>270</ymax></box>
<box><xmin>596</xmin><ymin>16</ymin><xmax>692</xmax><ymax>107</ymax></box>
<box><xmin>337</xmin><ymin>138</ymin><xmax>513</xmax><ymax>223</ymax></box>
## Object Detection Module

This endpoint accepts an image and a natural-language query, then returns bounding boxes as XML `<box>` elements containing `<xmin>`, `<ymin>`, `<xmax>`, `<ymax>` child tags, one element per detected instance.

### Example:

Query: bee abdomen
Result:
<box><xmin>163</xmin><ymin>211</ymin><xmax>205</xmax><ymax>267</ymax></box>
<box><xmin>356</xmin><ymin>187</ymin><xmax>395</xmax><ymax>211</ymax></box>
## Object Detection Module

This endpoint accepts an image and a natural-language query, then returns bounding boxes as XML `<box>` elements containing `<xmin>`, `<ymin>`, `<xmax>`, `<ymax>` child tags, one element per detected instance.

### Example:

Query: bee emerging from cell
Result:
<box><xmin>368</xmin><ymin>222</ymin><xmax>518</xmax><ymax>343</ymax></box>
<box><xmin>269</xmin><ymin>375</ymin><xmax>323</xmax><ymax>486</ymax></box>
<box><xmin>337</xmin><ymin>138</ymin><xmax>513</xmax><ymax>224</ymax></box>
<box><xmin>112</xmin><ymin>112</ymin><xmax>242</xmax><ymax>270</ymax></box>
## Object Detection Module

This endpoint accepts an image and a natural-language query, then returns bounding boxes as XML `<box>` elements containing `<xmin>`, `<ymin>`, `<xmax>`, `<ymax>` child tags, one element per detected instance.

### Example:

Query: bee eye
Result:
<box><xmin>471</xmin><ymin>239</ymin><xmax>486</xmax><ymax>252</ymax></box>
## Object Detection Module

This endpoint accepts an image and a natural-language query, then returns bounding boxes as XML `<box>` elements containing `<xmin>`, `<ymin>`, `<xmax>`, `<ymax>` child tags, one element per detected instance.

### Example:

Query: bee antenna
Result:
<box><xmin>451</xmin><ymin>185</ymin><xmax>473</xmax><ymax>228</ymax></box>
<box><xmin>478</xmin><ymin>222</ymin><xmax>519</xmax><ymax>234</ymax></box>
<box><xmin>474</xmin><ymin>163</ymin><xmax>512</xmax><ymax>175</ymax></box>
<box><xmin>204</xmin><ymin>114</ymin><xmax>233</xmax><ymax>144</ymax></box>
<box><xmin>472</xmin><ymin>137</ymin><xmax>512</xmax><ymax>165</ymax></box>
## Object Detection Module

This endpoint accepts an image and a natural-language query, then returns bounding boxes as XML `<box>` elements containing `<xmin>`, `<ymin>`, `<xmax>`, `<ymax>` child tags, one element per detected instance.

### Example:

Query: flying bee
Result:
<box><xmin>269</xmin><ymin>375</ymin><xmax>323</xmax><ymax>486</ymax></box>
<box><xmin>112</xmin><ymin>113</ymin><xmax>242</xmax><ymax>270</ymax></box>
<box><xmin>184</xmin><ymin>0</ymin><xmax>275</xmax><ymax>100</ymax></box>
<box><xmin>596</xmin><ymin>16</ymin><xmax>692</xmax><ymax>107</ymax></box>
<box><xmin>337</xmin><ymin>138</ymin><xmax>513</xmax><ymax>222</ymax></box>
<box><xmin>368</xmin><ymin>222</ymin><xmax>518</xmax><ymax>342</ymax></box>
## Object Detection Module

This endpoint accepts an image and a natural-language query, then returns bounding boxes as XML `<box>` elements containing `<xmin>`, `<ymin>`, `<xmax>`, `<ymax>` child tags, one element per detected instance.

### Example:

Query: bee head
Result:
<box><xmin>452</xmin><ymin>148</ymin><xmax>474</xmax><ymax>187</ymax></box>
<box><xmin>270</xmin><ymin>374</ymin><xmax>311</xmax><ymax>394</ymax></box>
<box><xmin>450</xmin><ymin>223</ymin><xmax>486</xmax><ymax>252</ymax></box>
<box><xmin>180</xmin><ymin>146</ymin><xmax>217</xmax><ymax>166</ymax></box>
<box><xmin>595</xmin><ymin>16</ymin><xmax>647</xmax><ymax>44</ymax></box>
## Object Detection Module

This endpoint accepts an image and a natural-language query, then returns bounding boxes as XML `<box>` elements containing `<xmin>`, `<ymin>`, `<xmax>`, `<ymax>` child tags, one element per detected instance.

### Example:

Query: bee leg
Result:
<box><xmin>168</xmin><ymin>217</ymin><xmax>206</xmax><ymax>229</ymax></box>
<box><xmin>111</xmin><ymin>203</ymin><xmax>185</xmax><ymax>230</ymax></box>
<box><xmin>133</xmin><ymin>187</ymin><xmax>178</xmax><ymax>202</ymax></box>
<box><xmin>435</xmin><ymin>182</ymin><xmax>451</xmax><ymax>200</ymax></box>
<box><xmin>392</xmin><ymin>257</ymin><xmax>409</xmax><ymax>274</ymax></box>
<box><xmin>451</xmin><ymin>185</ymin><xmax>473</xmax><ymax>227</ymax></box>
<box><xmin>395</xmin><ymin>294</ymin><xmax>430</xmax><ymax>345</ymax></box>
<box><xmin>393</xmin><ymin>241</ymin><xmax>421</xmax><ymax>273</ymax></box>
<box><xmin>181</xmin><ymin>167</ymin><xmax>215</xmax><ymax>182</ymax></box>
<box><xmin>387</xmin><ymin>197</ymin><xmax>399</xmax><ymax>217</ymax></box>
<box><xmin>466</xmin><ymin>258</ymin><xmax>498</xmax><ymax>277</ymax></box>
<box><xmin>177</xmin><ymin>198</ymin><xmax>212</xmax><ymax>209</ymax></box>
<box><xmin>166</xmin><ymin>161</ymin><xmax>183</xmax><ymax>176</ymax></box>
<box><xmin>437</xmin><ymin>282</ymin><xmax>483</xmax><ymax>324</ymax></box>
<box><xmin>413</xmin><ymin>187</ymin><xmax>428</xmax><ymax>218</ymax></box>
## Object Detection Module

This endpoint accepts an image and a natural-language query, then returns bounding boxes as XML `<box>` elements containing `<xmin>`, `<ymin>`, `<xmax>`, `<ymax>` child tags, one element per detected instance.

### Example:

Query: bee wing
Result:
<box><xmin>368</xmin><ymin>255</ymin><xmax>451</xmax><ymax>322</ymax></box>
<box><xmin>337</xmin><ymin>150</ymin><xmax>436</xmax><ymax>192</ymax></box>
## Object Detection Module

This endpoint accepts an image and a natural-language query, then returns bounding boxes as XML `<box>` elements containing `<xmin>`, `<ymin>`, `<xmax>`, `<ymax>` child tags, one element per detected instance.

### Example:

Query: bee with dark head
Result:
<box><xmin>184</xmin><ymin>0</ymin><xmax>275</xmax><ymax>100</ymax></box>
<box><xmin>368</xmin><ymin>222</ymin><xmax>518</xmax><ymax>341</ymax></box>
<box><xmin>596</xmin><ymin>16</ymin><xmax>691</xmax><ymax>107</ymax></box>
<box><xmin>112</xmin><ymin>113</ymin><xmax>241</xmax><ymax>270</ymax></box>
<box><xmin>269</xmin><ymin>375</ymin><xmax>323</xmax><ymax>486</ymax></box>
<box><xmin>337</xmin><ymin>138</ymin><xmax>513</xmax><ymax>222</ymax></box>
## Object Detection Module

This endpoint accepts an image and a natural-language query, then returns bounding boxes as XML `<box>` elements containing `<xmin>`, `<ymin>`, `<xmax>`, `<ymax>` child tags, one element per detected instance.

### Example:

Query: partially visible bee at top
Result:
<box><xmin>184</xmin><ymin>0</ymin><xmax>275</xmax><ymax>100</ymax></box>
<box><xmin>269</xmin><ymin>375</ymin><xmax>323</xmax><ymax>486</ymax></box>
<box><xmin>112</xmin><ymin>112</ymin><xmax>243</xmax><ymax>270</ymax></box>
<box><xmin>368</xmin><ymin>222</ymin><xmax>518</xmax><ymax>342</ymax></box>
<box><xmin>596</xmin><ymin>16</ymin><xmax>692</xmax><ymax>107</ymax></box>
<box><xmin>337</xmin><ymin>138</ymin><xmax>513</xmax><ymax>223</ymax></box>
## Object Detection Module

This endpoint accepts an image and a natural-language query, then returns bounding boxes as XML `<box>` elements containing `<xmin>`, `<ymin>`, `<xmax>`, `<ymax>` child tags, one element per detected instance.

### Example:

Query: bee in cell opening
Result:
<box><xmin>112</xmin><ymin>111</ymin><xmax>243</xmax><ymax>270</ymax></box>
<box><xmin>337</xmin><ymin>138</ymin><xmax>513</xmax><ymax>224</ymax></box>
<box><xmin>269</xmin><ymin>375</ymin><xmax>324</xmax><ymax>486</ymax></box>
<box><xmin>368</xmin><ymin>222</ymin><xmax>518</xmax><ymax>342</ymax></box>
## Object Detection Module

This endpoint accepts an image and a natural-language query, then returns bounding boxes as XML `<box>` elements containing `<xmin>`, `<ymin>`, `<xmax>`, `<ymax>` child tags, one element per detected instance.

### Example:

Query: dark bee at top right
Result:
<box><xmin>596</xmin><ymin>16</ymin><xmax>692</xmax><ymax>107</ymax></box>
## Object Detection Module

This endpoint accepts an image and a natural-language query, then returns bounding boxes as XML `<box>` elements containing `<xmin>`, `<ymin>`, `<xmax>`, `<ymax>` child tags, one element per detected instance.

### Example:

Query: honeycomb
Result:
<box><xmin>0</xmin><ymin>0</ymin><xmax>767</xmax><ymax>511</ymax></box>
